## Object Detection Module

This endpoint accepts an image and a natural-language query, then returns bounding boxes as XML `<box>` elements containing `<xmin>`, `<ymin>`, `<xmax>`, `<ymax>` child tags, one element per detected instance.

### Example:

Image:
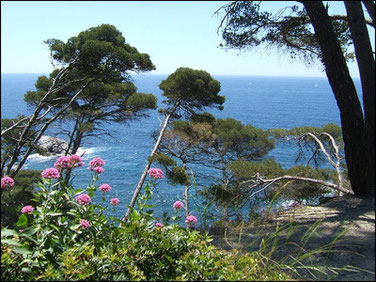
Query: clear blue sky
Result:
<box><xmin>1</xmin><ymin>1</ymin><xmax>372</xmax><ymax>77</ymax></box>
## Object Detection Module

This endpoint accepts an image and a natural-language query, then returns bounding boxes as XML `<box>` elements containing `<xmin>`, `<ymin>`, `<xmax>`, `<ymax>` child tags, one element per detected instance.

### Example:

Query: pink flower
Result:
<box><xmin>80</xmin><ymin>219</ymin><xmax>91</xmax><ymax>229</ymax></box>
<box><xmin>99</xmin><ymin>184</ymin><xmax>111</xmax><ymax>192</ymax></box>
<box><xmin>54</xmin><ymin>156</ymin><xmax>70</xmax><ymax>170</ymax></box>
<box><xmin>19</xmin><ymin>229</ymin><xmax>23</xmax><ymax>233</ymax></box>
<box><xmin>89</xmin><ymin>157</ymin><xmax>105</xmax><ymax>170</ymax></box>
<box><xmin>185</xmin><ymin>215</ymin><xmax>198</xmax><ymax>225</ymax></box>
<box><xmin>94</xmin><ymin>166</ymin><xmax>104</xmax><ymax>174</ymax></box>
<box><xmin>69</xmin><ymin>154</ymin><xmax>84</xmax><ymax>168</ymax></box>
<box><xmin>110</xmin><ymin>198</ymin><xmax>120</xmax><ymax>206</ymax></box>
<box><xmin>173</xmin><ymin>201</ymin><xmax>184</xmax><ymax>210</ymax></box>
<box><xmin>41</xmin><ymin>168</ymin><xmax>60</xmax><ymax>179</ymax></box>
<box><xmin>55</xmin><ymin>155</ymin><xmax>84</xmax><ymax>170</ymax></box>
<box><xmin>21</xmin><ymin>205</ymin><xmax>34</xmax><ymax>214</ymax></box>
<box><xmin>1</xmin><ymin>176</ymin><xmax>15</xmax><ymax>189</ymax></box>
<box><xmin>147</xmin><ymin>168</ymin><xmax>164</xmax><ymax>179</ymax></box>
<box><xmin>76</xmin><ymin>194</ymin><xmax>91</xmax><ymax>205</ymax></box>
<box><xmin>155</xmin><ymin>222</ymin><xmax>164</xmax><ymax>228</ymax></box>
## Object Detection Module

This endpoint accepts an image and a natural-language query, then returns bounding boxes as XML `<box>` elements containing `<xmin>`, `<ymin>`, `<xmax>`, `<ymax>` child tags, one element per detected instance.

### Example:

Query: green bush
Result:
<box><xmin>1</xmin><ymin>157</ymin><xmax>290</xmax><ymax>281</ymax></box>
<box><xmin>1</xmin><ymin>170</ymin><xmax>41</xmax><ymax>228</ymax></box>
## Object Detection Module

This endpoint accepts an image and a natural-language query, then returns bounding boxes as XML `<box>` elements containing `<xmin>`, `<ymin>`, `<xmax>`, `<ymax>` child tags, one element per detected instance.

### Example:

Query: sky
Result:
<box><xmin>1</xmin><ymin>1</ymin><xmax>373</xmax><ymax>77</ymax></box>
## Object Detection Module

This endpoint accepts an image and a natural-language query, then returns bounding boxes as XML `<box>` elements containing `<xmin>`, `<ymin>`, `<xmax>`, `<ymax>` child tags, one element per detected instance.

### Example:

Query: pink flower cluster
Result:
<box><xmin>89</xmin><ymin>157</ymin><xmax>105</xmax><ymax>171</ymax></box>
<box><xmin>147</xmin><ymin>168</ymin><xmax>164</xmax><ymax>179</ymax></box>
<box><xmin>110</xmin><ymin>198</ymin><xmax>120</xmax><ymax>206</ymax></box>
<box><xmin>185</xmin><ymin>215</ymin><xmax>198</xmax><ymax>225</ymax></box>
<box><xmin>55</xmin><ymin>154</ymin><xmax>84</xmax><ymax>170</ymax></box>
<box><xmin>76</xmin><ymin>194</ymin><xmax>91</xmax><ymax>205</ymax></box>
<box><xmin>80</xmin><ymin>219</ymin><xmax>91</xmax><ymax>229</ymax></box>
<box><xmin>173</xmin><ymin>201</ymin><xmax>184</xmax><ymax>210</ymax></box>
<box><xmin>1</xmin><ymin>176</ymin><xmax>15</xmax><ymax>189</ymax></box>
<box><xmin>99</xmin><ymin>184</ymin><xmax>112</xmax><ymax>192</ymax></box>
<box><xmin>21</xmin><ymin>205</ymin><xmax>34</xmax><ymax>214</ymax></box>
<box><xmin>41</xmin><ymin>168</ymin><xmax>60</xmax><ymax>179</ymax></box>
<box><xmin>94</xmin><ymin>166</ymin><xmax>104</xmax><ymax>174</ymax></box>
<box><xmin>155</xmin><ymin>222</ymin><xmax>164</xmax><ymax>228</ymax></box>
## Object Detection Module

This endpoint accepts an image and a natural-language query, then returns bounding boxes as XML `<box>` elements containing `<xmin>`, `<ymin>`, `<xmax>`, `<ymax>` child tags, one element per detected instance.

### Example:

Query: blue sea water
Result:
<box><xmin>1</xmin><ymin>73</ymin><xmax>362</xmax><ymax>223</ymax></box>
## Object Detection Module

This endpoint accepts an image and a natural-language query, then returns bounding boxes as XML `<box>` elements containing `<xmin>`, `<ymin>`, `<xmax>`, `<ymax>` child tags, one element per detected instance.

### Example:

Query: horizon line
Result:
<box><xmin>1</xmin><ymin>72</ymin><xmax>360</xmax><ymax>79</ymax></box>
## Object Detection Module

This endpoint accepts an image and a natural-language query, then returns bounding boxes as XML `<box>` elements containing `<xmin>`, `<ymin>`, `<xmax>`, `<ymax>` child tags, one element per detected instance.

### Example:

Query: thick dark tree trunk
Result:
<box><xmin>361</xmin><ymin>1</ymin><xmax>375</xmax><ymax>26</ymax></box>
<box><xmin>302</xmin><ymin>1</ymin><xmax>369</xmax><ymax>195</ymax></box>
<box><xmin>344</xmin><ymin>1</ymin><xmax>375</xmax><ymax>196</ymax></box>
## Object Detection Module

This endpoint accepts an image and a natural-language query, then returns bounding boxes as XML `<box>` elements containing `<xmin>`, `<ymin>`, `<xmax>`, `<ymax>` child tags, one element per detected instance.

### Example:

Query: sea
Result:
<box><xmin>1</xmin><ymin>73</ymin><xmax>362</xmax><ymax>225</ymax></box>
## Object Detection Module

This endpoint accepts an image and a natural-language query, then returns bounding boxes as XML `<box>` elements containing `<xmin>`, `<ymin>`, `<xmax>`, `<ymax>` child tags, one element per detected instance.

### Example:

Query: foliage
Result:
<box><xmin>159</xmin><ymin>67</ymin><xmax>225</xmax><ymax>116</ymax></box>
<box><xmin>216</xmin><ymin>1</ymin><xmax>354</xmax><ymax>63</ymax></box>
<box><xmin>1</xmin><ymin>159</ymin><xmax>290</xmax><ymax>281</ymax></box>
<box><xmin>23</xmin><ymin>24</ymin><xmax>157</xmax><ymax>157</ymax></box>
<box><xmin>148</xmin><ymin>152</ymin><xmax>177</xmax><ymax>167</ymax></box>
<box><xmin>1</xmin><ymin>170</ymin><xmax>41</xmax><ymax>228</ymax></box>
<box><xmin>229</xmin><ymin>159</ymin><xmax>284</xmax><ymax>180</ymax></box>
<box><xmin>166</xmin><ymin>166</ymin><xmax>190</xmax><ymax>185</ymax></box>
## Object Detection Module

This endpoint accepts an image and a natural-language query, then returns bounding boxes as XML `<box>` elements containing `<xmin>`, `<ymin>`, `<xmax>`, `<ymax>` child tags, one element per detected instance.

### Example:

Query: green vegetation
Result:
<box><xmin>1</xmin><ymin>170</ymin><xmax>41</xmax><ymax>228</ymax></box>
<box><xmin>217</xmin><ymin>1</ymin><xmax>375</xmax><ymax>196</ymax></box>
<box><xmin>124</xmin><ymin>67</ymin><xmax>226</xmax><ymax>220</ymax></box>
<box><xmin>1</xmin><ymin>164</ymin><xmax>290</xmax><ymax>281</ymax></box>
<box><xmin>2</xmin><ymin>5</ymin><xmax>374</xmax><ymax>279</ymax></box>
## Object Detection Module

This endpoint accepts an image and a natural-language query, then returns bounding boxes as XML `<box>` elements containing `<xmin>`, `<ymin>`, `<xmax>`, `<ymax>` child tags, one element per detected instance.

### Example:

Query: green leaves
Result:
<box><xmin>16</xmin><ymin>214</ymin><xmax>28</xmax><ymax>228</ymax></box>
<box><xmin>159</xmin><ymin>67</ymin><xmax>225</xmax><ymax>113</ymax></box>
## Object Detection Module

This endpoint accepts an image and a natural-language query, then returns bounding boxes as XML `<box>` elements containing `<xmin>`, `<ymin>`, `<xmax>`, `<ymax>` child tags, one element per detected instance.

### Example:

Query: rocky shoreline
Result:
<box><xmin>35</xmin><ymin>136</ymin><xmax>70</xmax><ymax>156</ymax></box>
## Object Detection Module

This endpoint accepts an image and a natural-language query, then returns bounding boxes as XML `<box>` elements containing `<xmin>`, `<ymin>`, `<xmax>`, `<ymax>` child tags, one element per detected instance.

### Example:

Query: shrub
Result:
<box><xmin>1</xmin><ymin>170</ymin><xmax>41</xmax><ymax>228</ymax></box>
<box><xmin>1</xmin><ymin>158</ymin><xmax>290</xmax><ymax>281</ymax></box>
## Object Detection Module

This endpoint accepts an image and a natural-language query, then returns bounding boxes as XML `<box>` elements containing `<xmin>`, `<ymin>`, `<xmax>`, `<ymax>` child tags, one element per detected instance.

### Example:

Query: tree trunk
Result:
<box><xmin>182</xmin><ymin>162</ymin><xmax>190</xmax><ymax>219</ymax></box>
<box><xmin>361</xmin><ymin>1</ymin><xmax>375</xmax><ymax>26</ymax></box>
<box><xmin>302</xmin><ymin>1</ymin><xmax>369</xmax><ymax>195</ymax></box>
<box><xmin>344</xmin><ymin>1</ymin><xmax>375</xmax><ymax>196</ymax></box>
<box><xmin>122</xmin><ymin>101</ymin><xmax>180</xmax><ymax>221</ymax></box>
<box><xmin>64</xmin><ymin>128</ymin><xmax>83</xmax><ymax>184</ymax></box>
<box><xmin>9</xmin><ymin>80</ymin><xmax>93</xmax><ymax>178</ymax></box>
<box><xmin>65</xmin><ymin>119</ymin><xmax>80</xmax><ymax>156</ymax></box>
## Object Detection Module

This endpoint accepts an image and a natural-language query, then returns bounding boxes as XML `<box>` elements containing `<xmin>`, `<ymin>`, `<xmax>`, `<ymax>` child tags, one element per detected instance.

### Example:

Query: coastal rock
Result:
<box><xmin>36</xmin><ymin>136</ymin><xmax>69</xmax><ymax>155</ymax></box>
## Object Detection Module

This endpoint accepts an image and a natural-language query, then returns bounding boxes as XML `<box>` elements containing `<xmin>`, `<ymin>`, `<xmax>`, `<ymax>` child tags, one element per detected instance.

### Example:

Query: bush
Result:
<box><xmin>1</xmin><ymin>170</ymin><xmax>41</xmax><ymax>228</ymax></box>
<box><xmin>1</xmin><ymin>156</ymin><xmax>290</xmax><ymax>281</ymax></box>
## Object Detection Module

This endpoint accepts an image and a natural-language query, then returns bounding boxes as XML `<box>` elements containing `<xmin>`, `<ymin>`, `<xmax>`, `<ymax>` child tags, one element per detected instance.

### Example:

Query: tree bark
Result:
<box><xmin>182</xmin><ymin>162</ymin><xmax>190</xmax><ymax>219</ymax></box>
<box><xmin>361</xmin><ymin>1</ymin><xmax>375</xmax><ymax>26</ymax></box>
<box><xmin>302</xmin><ymin>1</ymin><xmax>369</xmax><ymax>195</ymax></box>
<box><xmin>122</xmin><ymin>101</ymin><xmax>180</xmax><ymax>221</ymax></box>
<box><xmin>344</xmin><ymin>1</ymin><xmax>375</xmax><ymax>196</ymax></box>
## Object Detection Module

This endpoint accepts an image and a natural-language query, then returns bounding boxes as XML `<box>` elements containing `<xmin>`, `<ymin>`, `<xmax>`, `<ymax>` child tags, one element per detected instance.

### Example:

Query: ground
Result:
<box><xmin>209</xmin><ymin>195</ymin><xmax>375</xmax><ymax>281</ymax></box>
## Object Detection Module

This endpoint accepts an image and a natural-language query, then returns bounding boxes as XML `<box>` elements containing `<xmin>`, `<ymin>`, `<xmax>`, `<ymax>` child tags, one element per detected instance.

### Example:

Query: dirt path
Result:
<box><xmin>210</xmin><ymin>195</ymin><xmax>375</xmax><ymax>281</ymax></box>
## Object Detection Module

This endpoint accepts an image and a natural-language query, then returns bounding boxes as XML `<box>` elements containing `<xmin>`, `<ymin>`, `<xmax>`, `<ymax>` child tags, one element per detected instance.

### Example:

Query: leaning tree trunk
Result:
<box><xmin>182</xmin><ymin>162</ymin><xmax>190</xmax><ymax>219</ymax></box>
<box><xmin>302</xmin><ymin>1</ymin><xmax>369</xmax><ymax>195</ymax></box>
<box><xmin>122</xmin><ymin>101</ymin><xmax>180</xmax><ymax>221</ymax></box>
<box><xmin>63</xmin><ymin>128</ymin><xmax>84</xmax><ymax>185</ymax></box>
<box><xmin>344</xmin><ymin>1</ymin><xmax>375</xmax><ymax>196</ymax></box>
<box><xmin>9</xmin><ymin>80</ymin><xmax>93</xmax><ymax>178</ymax></box>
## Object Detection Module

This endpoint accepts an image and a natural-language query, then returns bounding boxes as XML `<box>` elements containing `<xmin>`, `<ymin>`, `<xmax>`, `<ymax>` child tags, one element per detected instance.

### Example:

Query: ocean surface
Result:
<box><xmin>1</xmin><ymin>73</ymin><xmax>362</xmax><ymax>224</ymax></box>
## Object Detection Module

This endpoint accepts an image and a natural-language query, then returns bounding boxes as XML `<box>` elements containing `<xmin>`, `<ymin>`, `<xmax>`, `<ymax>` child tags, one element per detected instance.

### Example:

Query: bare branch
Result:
<box><xmin>10</xmin><ymin>79</ymin><xmax>94</xmax><ymax>177</ymax></box>
<box><xmin>241</xmin><ymin>174</ymin><xmax>353</xmax><ymax>195</ymax></box>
